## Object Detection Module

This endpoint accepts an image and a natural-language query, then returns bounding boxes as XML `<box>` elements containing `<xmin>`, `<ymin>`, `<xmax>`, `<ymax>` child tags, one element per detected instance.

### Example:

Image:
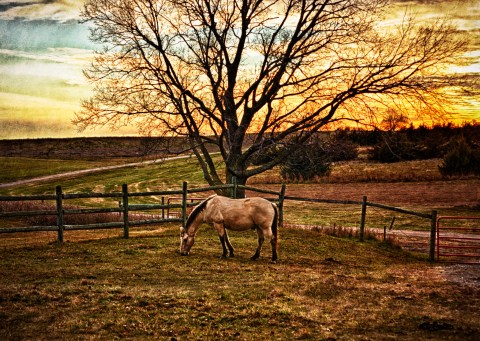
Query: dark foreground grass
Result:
<box><xmin>0</xmin><ymin>226</ymin><xmax>479</xmax><ymax>340</ymax></box>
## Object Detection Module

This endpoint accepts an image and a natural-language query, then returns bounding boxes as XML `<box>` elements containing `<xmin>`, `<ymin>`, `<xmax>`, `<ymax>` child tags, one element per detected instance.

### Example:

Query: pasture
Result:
<box><xmin>1</xmin><ymin>142</ymin><xmax>479</xmax><ymax>339</ymax></box>
<box><xmin>1</xmin><ymin>226</ymin><xmax>479</xmax><ymax>340</ymax></box>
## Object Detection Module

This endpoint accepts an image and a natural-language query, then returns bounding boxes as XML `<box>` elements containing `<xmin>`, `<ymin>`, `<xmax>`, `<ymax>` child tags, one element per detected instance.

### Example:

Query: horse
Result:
<box><xmin>179</xmin><ymin>195</ymin><xmax>279</xmax><ymax>262</ymax></box>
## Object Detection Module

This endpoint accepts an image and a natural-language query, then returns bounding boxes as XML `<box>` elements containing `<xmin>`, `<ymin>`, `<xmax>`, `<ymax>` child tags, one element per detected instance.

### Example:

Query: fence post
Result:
<box><xmin>278</xmin><ymin>183</ymin><xmax>286</xmax><ymax>228</ymax></box>
<box><xmin>122</xmin><ymin>184</ymin><xmax>129</xmax><ymax>238</ymax></box>
<box><xmin>182</xmin><ymin>181</ymin><xmax>188</xmax><ymax>228</ymax></box>
<box><xmin>161</xmin><ymin>196</ymin><xmax>165</xmax><ymax>219</ymax></box>
<box><xmin>429</xmin><ymin>210</ymin><xmax>437</xmax><ymax>262</ymax></box>
<box><xmin>359</xmin><ymin>195</ymin><xmax>367</xmax><ymax>242</ymax></box>
<box><xmin>56</xmin><ymin>185</ymin><xmax>64</xmax><ymax>243</ymax></box>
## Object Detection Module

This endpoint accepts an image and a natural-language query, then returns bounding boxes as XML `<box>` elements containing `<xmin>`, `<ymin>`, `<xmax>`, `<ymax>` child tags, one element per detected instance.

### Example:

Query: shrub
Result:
<box><xmin>368</xmin><ymin>134</ymin><xmax>412</xmax><ymax>162</ymax></box>
<box><xmin>335</xmin><ymin>127</ymin><xmax>382</xmax><ymax>146</ymax></box>
<box><xmin>279</xmin><ymin>140</ymin><xmax>332</xmax><ymax>181</ymax></box>
<box><xmin>325</xmin><ymin>138</ymin><xmax>358</xmax><ymax>162</ymax></box>
<box><xmin>369</xmin><ymin>132</ymin><xmax>444</xmax><ymax>163</ymax></box>
<box><xmin>251</xmin><ymin>135</ymin><xmax>358</xmax><ymax>179</ymax></box>
<box><xmin>439</xmin><ymin>136</ymin><xmax>480</xmax><ymax>176</ymax></box>
<box><xmin>250</xmin><ymin>145</ymin><xmax>279</xmax><ymax>166</ymax></box>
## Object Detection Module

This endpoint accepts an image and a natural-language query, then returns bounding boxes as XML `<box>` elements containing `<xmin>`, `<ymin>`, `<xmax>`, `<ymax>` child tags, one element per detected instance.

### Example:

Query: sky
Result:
<box><xmin>0</xmin><ymin>0</ymin><xmax>479</xmax><ymax>139</ymax></box>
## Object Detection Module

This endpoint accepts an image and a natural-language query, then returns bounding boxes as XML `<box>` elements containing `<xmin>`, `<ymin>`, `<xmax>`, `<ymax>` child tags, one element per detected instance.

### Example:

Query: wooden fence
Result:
<box><xmin>0</xmin><ymin>181</ymin><xmax>438</xmax><ymax>261</ymax></box>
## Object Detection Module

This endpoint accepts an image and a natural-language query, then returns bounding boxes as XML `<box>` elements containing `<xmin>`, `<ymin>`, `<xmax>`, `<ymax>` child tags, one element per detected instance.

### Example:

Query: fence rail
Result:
<box><xmin>0</xmin><ymin>183</ymin><xmax>201</xmax><ymax>240</ymax></box>
<box><xmin>1</xmin><ymin>180</ymin><xmax>441</xmax><ymax>261</ymax></box>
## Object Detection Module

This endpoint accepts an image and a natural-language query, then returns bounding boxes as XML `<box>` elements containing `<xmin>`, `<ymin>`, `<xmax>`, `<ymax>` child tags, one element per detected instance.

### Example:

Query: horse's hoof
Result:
<box><xmin>270</xmin><ymin>260</ymin><xmax>277</xmax><ymax>264</ymax></box>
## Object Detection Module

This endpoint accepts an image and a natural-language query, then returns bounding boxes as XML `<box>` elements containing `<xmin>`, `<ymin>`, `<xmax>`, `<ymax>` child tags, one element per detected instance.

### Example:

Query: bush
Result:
<box><xmin>369</xmin><ymin>133</ymin><xmax>443</xmax><ymax>163</ymax></box>
<box><xmin>280</xmin><ymin>148</ymin><xmax>331</xmax><ymax>181</ymax></box>
<box><xmin>439</xmin><ymin>136</ymin><xmax>480</xmax><ymax>176</ymax></box>
<box><xmin>368</xmin><ymin>134</ymin><xmax>412</xmax><ymax>162</ymax></box>
<box><xmin>250</xmin><ymin>145</ymin><xmax>278</xmax><ymax>166</ymax></box>
<box><xmin>326</xmin><ymin>138</ymin><xmax>358</xmax><ymax>162</ymax></box>
<box><xmin>251</xmin><ymin>135</ymin><xmax>358</xmax><ymax>178</ymax></box>
<box><xmin>335</xmin><ymin>127</ymin><xmax>383</xmax><ymax>146</ymax></box>
<box><xmin>279</xmin><ymin>144</ymin><xmax>331</xmax><ymax>181</ymax></box>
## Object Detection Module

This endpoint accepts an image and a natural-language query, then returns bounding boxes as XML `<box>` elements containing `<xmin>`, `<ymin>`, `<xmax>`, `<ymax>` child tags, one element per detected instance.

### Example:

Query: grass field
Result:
<box><xmin>0</xmin><ymin>226</ymin><xmax>479</xmax><ymax>340</ymax></box>
<box><xmin>0</xmin><ymin>142</ymin><xmax>479</xmax><ymax>339</ymax></box>
<box><xmin>0</xmin><ymin>155</ymin><xmax>214</xmax><ymax>195</ymax></box>
<box><xmin>0</xmin><ymin>157</ymin><xmax>126</xmax><ymax>184</ymax></box>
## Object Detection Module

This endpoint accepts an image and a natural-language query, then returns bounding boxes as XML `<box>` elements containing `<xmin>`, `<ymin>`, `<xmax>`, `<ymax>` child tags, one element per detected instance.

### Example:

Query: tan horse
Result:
<box><xmin>180</xmin><ymin>195</ymin><xmax>279</xmax><ymax>262</ymax></box>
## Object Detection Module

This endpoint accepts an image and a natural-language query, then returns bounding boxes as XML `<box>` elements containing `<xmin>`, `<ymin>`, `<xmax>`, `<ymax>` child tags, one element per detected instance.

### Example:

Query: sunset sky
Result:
<box><xmin>0</xmin><ymin>0</ymin><xmax>479</xmax><ymax>139</ymax></box>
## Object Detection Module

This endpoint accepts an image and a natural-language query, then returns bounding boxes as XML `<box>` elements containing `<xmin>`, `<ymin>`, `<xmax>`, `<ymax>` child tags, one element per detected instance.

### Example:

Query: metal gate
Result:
<box><xmin>436</xmin><ymin>216</ymin><xmax>480</xmax><ymax>264</ymax></box>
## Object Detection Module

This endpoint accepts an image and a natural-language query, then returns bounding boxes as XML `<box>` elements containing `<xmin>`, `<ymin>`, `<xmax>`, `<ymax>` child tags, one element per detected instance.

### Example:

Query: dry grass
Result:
<box><xmin>0</xmin><ymin>200</ymin><xmax>124</xmax><ymax>227</ymax></box>
<box><xmin>328</xmin><ymin>159</ymin><xmax>444</xmax><ymax>183</ymax></box>
<box><xmin>0</xmin><ymin>226</ymin><xmax>479</xmax><ymax>340</ymax></box>
<box><xmin>250</xmin><ymin>159</ymin><xmax>444</xmax><ymax>184</ymax></box>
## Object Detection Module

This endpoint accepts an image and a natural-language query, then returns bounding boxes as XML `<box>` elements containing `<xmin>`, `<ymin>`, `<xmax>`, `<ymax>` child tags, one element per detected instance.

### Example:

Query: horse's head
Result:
<box><xmin>180</xmin><ymin>197</ymin><xmax>211</xmax><ymax>256</ymax></box>
<box><xmin>179</xmin><ymin>227</ymin><xmax>195</xmax><ymax>256</ymax></box>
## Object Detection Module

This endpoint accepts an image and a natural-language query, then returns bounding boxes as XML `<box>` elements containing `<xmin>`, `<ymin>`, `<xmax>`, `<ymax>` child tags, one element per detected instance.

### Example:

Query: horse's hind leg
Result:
<box><xmin>251</xmin><ymin>229</ymin><xmax>264</xmax><ymax>260</ymax></box>
<box><xmin>270</xmin><ymin>237</ymin><xmax>278</xmax><ymax>262</ymax></box>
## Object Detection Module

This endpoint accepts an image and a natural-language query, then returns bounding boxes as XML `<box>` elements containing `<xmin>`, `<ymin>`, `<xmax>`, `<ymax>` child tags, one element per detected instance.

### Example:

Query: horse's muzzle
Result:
<box><xmin>180</xmin><ymin>251</ymin><xmax>190</xmax><ymax>256</ymax></box>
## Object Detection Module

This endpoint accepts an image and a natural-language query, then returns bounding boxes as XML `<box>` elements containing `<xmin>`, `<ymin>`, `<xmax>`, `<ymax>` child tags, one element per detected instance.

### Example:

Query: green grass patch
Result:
<box><xmin>0</xmin><ymin>155</ymin><xmax>222</xmax><ymax>197</ymax></box>
<box><xmin>0</xmin><ymin>227</ymin><xmax>478</xmax><ymax>340</ymax></box>
<box><xmin>0</xmin><ymin>157</ymin><xmax>123</xmax><ymax>184</ymax></box>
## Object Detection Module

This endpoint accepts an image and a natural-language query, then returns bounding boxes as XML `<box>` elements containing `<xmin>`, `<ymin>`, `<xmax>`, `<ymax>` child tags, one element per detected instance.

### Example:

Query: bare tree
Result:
<box><xmin>381</xmin><ymin>108</ymin><xmax>409</xmax><ymax>131</ymax></box>
<box><xmin>76</xmin><ymin>0</ymin><xmax>467</xmax><ymax>196</ymax></box>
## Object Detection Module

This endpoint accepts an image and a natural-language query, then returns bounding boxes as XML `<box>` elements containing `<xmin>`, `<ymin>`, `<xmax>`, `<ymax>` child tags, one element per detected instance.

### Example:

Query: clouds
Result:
<box><xmin>389</xmin><ymin>0</ymin><xmax>480</xmax><ymax>27</ymax></box>
<box><xmin>0</xmin><ymin>0</ymin><xmax>83</xmax><ymax>22</ymax></box>
<box><xmin>388</xmin><ymin>0</ymin><xmax>479</xmax><ymax>24</ymax></box>
<box><xmin>0</xmin><ymin>18</ymin><xmax>95</xmax><ymax>52</ymax></box>
<box><xmin>0</xmin><ymin>17</ymin><xmax>96</xmax><ymax>101</ymax></box>
<box><xmin>0</xmin><ymin>1</ymin><xmax>98</xmax><ymax>138</ymax></box>
<box><xmin>0</xmin><ymin>47</ymin><xmax>93</xmax><ymax>66</ymax></box>
<box><xmin>386</xmin><ymin>1</ymin><xmax>480</xmax><ymax>77</ymax></box>
<box><xmin>0</xmin><ymin>0</ymin><xmax>478</xmax><ymax>138</ymax></box>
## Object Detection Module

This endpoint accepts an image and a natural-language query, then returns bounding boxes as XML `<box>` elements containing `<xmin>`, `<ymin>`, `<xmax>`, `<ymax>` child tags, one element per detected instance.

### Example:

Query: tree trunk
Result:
<box><xmin>225</xmin><ymin>151</ymin><xmax>248</xmax><ymax>199</ymax></box>
<box><xmin>225</xmin><ymin>170</ymin><xmax>247</xmax><ymax>198</ymax></box>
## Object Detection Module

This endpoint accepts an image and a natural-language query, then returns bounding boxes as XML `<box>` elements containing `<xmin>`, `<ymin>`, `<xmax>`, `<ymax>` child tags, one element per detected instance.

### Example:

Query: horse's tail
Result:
<box><xmin>271</xmin><ymin>203</ymin><xmax>279</xmax><ymax>252</ymax></box>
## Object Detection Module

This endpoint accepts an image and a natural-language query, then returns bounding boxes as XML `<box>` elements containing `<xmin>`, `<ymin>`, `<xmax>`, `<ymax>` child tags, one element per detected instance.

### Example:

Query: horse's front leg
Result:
<box><xmin>217</xmin><ymin>234</ymin><xmax>229</xmax><ymax>258</ymax></box>
<box><xmin>224</xmin><ymin>229</ymin><xmax>234</xmax><ymax>257</ymax></box>
<box><xmin>214</xmin><ymin>223</ymin><xmax>234</xmax><ymax>258</ymax></box>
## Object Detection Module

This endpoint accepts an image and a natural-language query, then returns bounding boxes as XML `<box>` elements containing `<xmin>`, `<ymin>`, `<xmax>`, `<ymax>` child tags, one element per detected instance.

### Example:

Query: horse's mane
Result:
<box><xmin>185</xmin><ymin>195</ymin><xmax>216</xmax><ymax>230</ymax></box>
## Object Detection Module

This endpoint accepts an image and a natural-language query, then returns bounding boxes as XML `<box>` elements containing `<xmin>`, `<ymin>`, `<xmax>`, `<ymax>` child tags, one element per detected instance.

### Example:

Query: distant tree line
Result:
<box><xmin>340</xmin><ymin>122</ymin><xmax>480</xmax><ymax>163</ymax></box>
<box><xmin>341</xmin><ymin>122</ymin><xmax>480</xmax><ymax>177</ymax></box>
<box><xmin>255</xmin><ymin>122</ymin><xmax>480</xmax><ymax>181</ymax></box>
